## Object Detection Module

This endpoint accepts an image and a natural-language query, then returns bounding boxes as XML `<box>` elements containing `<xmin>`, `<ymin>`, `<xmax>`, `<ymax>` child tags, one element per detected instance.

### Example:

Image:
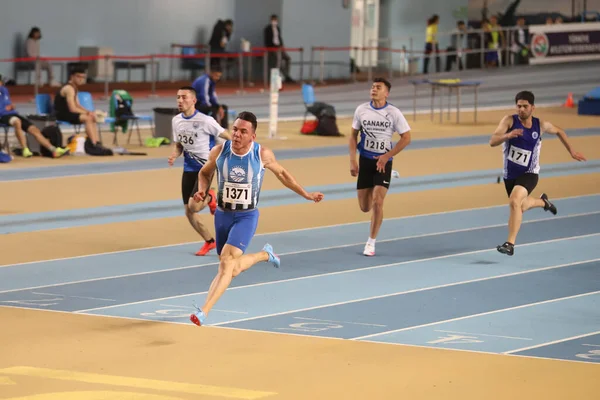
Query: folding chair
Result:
<box><xmin>35</xmin><ymin>93</ymin><xmax>82</xmax><ymax>134</ymax></box>
<box><xmin>107</xmin><ymin>89</ymin><xmax>151</xmax><ymax>146</ymax></box>
<box><xmin>301</xmin><ymin>83</ymin><xmax>334</xmax><ymax>123</ymax></box>
<box><xmin>301</xmin><ymin>83</ymin><xmax>316</xmax><ymax>125</ymax></box>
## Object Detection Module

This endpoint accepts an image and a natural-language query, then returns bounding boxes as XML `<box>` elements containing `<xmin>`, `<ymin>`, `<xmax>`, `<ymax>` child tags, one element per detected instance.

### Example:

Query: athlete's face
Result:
<box><xmin>231</xmin><ymin>118</ymin><xmax>256</xmax><ymax>150</ymax></box>
<box><xmin>370</xmin><ymin>82</ymin><xmax>388</xmax><ymax>102</ymax></box>
<box><xmin>176</xmin><ymin>90</ymin><xmax>196</xmax><ymax>112</ymax></box>
<box><xmin>516</xmin><ymin>100</ymin><xmax>534</xmax><ymax>120</ymax></box>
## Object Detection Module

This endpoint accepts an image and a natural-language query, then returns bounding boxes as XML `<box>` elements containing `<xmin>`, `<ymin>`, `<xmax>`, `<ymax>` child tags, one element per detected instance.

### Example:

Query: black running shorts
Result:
<box><xmin>504</xmin><ymin>173</ymin><xmax>539</xmax><ymax>197</ymax></box>
<box><xmin>181</xmin><ymin>171</ymin><xmax>200</xmax><ymax>205</ymax></box>
<box><xmin>357</xmin><ymin>155</ymin><xmax>392</xmax><ymax>190</ymax></box>
<box><xmin>0</xmin><ymin>114</ymin><xmax>33</xmax><ymax>132</ymax></box>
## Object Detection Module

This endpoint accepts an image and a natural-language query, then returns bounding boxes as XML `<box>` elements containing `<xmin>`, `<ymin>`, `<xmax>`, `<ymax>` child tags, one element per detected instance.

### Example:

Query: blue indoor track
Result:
<box><xmin>1</xmin><ymin>193</ymin><xmax>599</xmax><ymax>365</ymax></box>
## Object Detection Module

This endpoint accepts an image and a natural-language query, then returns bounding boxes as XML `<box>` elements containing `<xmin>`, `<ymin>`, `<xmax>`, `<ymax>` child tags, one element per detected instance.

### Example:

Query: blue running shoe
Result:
<box><xmin>190</xmin><ymin>301</ymin><xmax>206</xmax><ymax>326</ymax></box>
<box><xmin>263</xmin><ymin>243</ymin><xmax>280</xmax><ymax>268</ymax></box>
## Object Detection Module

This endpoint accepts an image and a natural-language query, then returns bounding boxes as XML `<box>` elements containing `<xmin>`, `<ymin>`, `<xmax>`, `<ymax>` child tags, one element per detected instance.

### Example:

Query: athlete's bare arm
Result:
<box><xmin>62</xmin><ymin>85</ymin><xmax>89</xmax><ymax>114</ymax></box>
<box><xmin>167</xmin><ymin>143</ymin><xmax>184</xmax><ymax>166</ymax></box>
<box><xmin>489</xmin><ymin>115</ymin><xmax>522</xmax><ymax>147</ymax></box>
<box><xmin>374</xmin><ymin>130</ymin><xmax>412</xmax><ymax>172</ymax></box>
<box><xmin>261</xmin><ymin>146</ymin><xmax>324</xmax><ymax>202</ymax></box>
<box><xmin>541</xmin><ymin>120</ymin><xmax>586</xmax><ymax>161</ymax></box>
<box><xmin>349</xmin><ymin>128</ymin><xmax>360</xmax><ymax>176</ymax></box>
<box><xmin>194</xmin><ymin>144</ymin><xmax>222</xmax><ymax>202</ymax></box>
<box><xmin>218</xmin><ymin>130</ymin><xmax>232</xmax><ymax>140</ymax></box>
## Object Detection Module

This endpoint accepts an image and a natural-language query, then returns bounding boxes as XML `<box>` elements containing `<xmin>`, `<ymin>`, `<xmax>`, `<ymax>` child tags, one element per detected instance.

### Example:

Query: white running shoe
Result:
<box><xmin>363</xmin><ymin>242</ymin><xmax>375</xmax><ymax>256</ymax></box>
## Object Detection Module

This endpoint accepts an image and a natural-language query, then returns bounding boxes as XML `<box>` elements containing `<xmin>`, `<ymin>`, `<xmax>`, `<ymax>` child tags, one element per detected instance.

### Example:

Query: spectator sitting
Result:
<box><xmin>191</xmin><ymin>66</ymin><xmax>229</xmax><ymax>129</ymax></box>
<box><xmin>53</xmin><ymin>67</ymin><xmax>103</xmax><ymax>148</ymax></box>
<box><xmin>0</xmin><ymin>74</ymin><xmax>68</xmax><ymax>158</ymax></box>
<box><xmin>25</xmin><ymin>27</ymin><xmax>59</xmax><ymax>87</ymax></box>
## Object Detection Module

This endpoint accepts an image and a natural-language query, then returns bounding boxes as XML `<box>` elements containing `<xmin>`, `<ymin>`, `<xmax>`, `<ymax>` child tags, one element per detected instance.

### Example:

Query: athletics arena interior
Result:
<box><xmin>1</xmin><ymin>3</ymin><xmax>600</xmax><ymax>400</ymax></box>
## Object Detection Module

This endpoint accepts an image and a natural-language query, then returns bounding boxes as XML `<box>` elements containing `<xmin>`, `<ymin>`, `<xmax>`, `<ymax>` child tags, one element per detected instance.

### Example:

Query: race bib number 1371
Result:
<box><xmin>223</xmin><ymin>182</ymin><xmax>252</xmax><ymax>205</ymax></box>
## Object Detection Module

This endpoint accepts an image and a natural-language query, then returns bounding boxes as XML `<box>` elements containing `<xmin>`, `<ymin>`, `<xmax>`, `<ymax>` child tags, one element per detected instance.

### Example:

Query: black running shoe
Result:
<box><xmin>541</xmin><ymin>193</ymin><xmax>557</xmax><ymax>215</ymax></box>
<box><xmin>497</xmin><ymin>242</ymin><xmax>514</xmax><ymax>256</ymax></box>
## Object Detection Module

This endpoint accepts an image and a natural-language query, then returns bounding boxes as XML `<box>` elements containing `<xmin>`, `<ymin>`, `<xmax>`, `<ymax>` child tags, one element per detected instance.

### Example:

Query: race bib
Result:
<box><xmin>507</xmin><ymin>145</ymin><xmax>532</xmax><ymax>167</ymax></box>
<box><xmin>363</xmin><ymin>137</ymin><xmax>388</xmax><ymax>153</ymax></box>
<box><xmin>223</xmin><ymin>182</ymin><xmax>252</xmax><ymax>205</ymax></box>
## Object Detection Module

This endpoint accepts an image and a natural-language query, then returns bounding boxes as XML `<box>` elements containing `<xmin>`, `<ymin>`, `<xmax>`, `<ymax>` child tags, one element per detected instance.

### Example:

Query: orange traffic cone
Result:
<box><xmin>563</xmin><ymin>92</ymin><xmax>575</xmax><ymax>108</ymax></box>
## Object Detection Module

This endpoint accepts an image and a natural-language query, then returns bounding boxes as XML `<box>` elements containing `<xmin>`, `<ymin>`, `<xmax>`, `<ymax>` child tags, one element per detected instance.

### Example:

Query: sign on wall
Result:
<box><xmin>529</xmin><ymin>22</ymin><xmax>600</xmax><ymax>64</ymax></box>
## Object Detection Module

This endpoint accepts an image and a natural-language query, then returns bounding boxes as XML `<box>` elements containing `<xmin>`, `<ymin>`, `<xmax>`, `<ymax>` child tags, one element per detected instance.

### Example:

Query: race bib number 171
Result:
<box><xmin>508</xmin><ymin>145</ymin><xmax>532</xmax><ymax>167</ymax></box>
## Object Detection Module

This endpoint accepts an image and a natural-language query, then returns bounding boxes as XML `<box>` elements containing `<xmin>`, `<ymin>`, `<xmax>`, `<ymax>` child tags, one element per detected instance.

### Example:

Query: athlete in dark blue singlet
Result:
<box><xmin>489</xmin><ymin>91</ymin><xmax>586</xmax><ymax>256</ymax></box>
<box><xmin>189</xmin><ymin>111</ymin><xmax>324</xmax><ymax>326</ymax></box>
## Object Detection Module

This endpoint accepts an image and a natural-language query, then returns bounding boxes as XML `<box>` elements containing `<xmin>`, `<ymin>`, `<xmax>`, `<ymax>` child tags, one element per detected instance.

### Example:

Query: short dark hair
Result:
<box><xmin>178</xmin><ymin>86</ymin><xmax>197</xmax><ymax>97</ymax></box>
<box><xmin>70</xmin><ymin>66</ymin><xmax>87</xmax><ymax>76</ymax></box>
<box><xmin>515</xmin><ymin>90</ymin><xmax>535</xmax><ymax>105</ymax></box>
<box><xmin>210</xmin><ymin>65</ymin><xmax>222</xmax><ymax>74</ymax></box>
<box><xmin>236</xmin><ymin>111</ymin><xmax>258</xmax><ymax>131</ymax></box>
<box><xmin>271</xmin><ymin>14</ymin><xmax>278</xmax><ymax>20</ymax></box>
<box><xmin>373</xmin><ymin>77</ymin><xmax>391</xmax><ymax>92</ymax></box>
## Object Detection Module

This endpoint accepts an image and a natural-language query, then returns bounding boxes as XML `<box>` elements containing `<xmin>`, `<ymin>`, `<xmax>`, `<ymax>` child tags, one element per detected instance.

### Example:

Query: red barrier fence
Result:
<box><xmin>0</xmin><ymin>43</ymin><xmax>518</xmax><ymax>98</ymax></box>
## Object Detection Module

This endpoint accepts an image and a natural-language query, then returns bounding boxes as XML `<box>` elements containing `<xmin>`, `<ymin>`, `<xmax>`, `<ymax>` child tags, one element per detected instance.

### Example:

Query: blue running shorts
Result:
<box><xmin>214</xmin><ymin>208</ymin><xmax>260</xmax><ymax>255</ymax></box>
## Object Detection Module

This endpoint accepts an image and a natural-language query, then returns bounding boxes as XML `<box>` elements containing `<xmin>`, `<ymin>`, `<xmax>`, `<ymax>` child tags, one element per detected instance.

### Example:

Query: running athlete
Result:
<box><xmin>349</xmin><ymin>77</ymin><xmax>411</xmax><ymax>256</ymax></box>
<box><xmin>490</xmin><ymin>90</ymin><xmax>586</xmax><ymax>256</ymax></box>
<box><xmin>168</xmin><ymin>86</ymin><xmax>231</xmax><ymax>256</ymax></box>
<box><xmin>189</xmin><ymin>111</ymin><xmax>324</xmax><ymax>326</ymax></box>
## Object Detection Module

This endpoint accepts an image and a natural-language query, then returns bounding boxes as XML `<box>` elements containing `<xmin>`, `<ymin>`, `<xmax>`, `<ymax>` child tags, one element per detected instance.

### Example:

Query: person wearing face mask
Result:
<box><xmin>263</xmin><ymin>14</ymin><xmax>295</xmax><ymax>83</ymax></box>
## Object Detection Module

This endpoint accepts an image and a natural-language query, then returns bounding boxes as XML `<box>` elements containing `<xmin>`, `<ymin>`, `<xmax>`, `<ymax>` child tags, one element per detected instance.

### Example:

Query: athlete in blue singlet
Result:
<box><xmin>189</xmin><ymin>111</ymin><xmax>324</xmax><ymax>326</ymax></box>
<box><xmin>489</xmin><ymin>91</ymin><xmax>586</xmax><ymax>256</ymax></box>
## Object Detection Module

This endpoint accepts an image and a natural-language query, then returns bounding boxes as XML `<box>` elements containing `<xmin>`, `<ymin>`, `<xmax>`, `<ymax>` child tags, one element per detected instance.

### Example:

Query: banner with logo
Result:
<box><xmin>529</xmin><ymin>22</ymin><xmax>600</xmax><ymax>64</ymax></box>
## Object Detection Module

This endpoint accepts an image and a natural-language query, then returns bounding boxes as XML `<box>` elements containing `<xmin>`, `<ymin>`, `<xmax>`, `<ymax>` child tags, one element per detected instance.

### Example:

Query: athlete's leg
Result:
<box><xmin>191</xmin><ymin>210</ymin><xmax>278</xmax><ymax>325</ymax></box>
<box><xmin>506</xmin><ymin>185</ymin><xmax>529</xmax><ymax>245</ymax></box>
<box><xmin>369</xmin><ymin>160</ymin><xmax>392</xmax><ymax>239</ymax></box>
<box><xmin>357</xmin><ymin>155</ymin><xmax>375</xmax><ymax>212</ymax></box>
<box><xmin>520</xmin><ymin>195</ymin><xmax>545</xmax><ymax>212</ymax></box>
<box><xmin>369</xmin><ymin>185</ymin><xmax>388</xmax><ymax>239</ymax></box>
<box><xmin>181</xmin><ymin>172</ymin><xmax>216</xmax><ymax>254</ymax></box>
<box><xmin>357</xmin><ymin>188</ymin><xmax>373</xmax><ymax>212</ymax></box>
<box><xmin>9</xmin><ymin>117</ymin><xmax>29</xmax><ymax>155</ymax></box>
<box><xmin>200</xmin><ymin>244</ymin><xmax>269</xmax><ymax>317</ymax></box>
<box><xmin>363</xmin><ymin>160</ymin><xmax>392</xmax><ymax>256</ymax></box>
<box><xmin>184</xmin><ymin>205</ymin><xmax>212</xmax><ymax>241</ymax></box>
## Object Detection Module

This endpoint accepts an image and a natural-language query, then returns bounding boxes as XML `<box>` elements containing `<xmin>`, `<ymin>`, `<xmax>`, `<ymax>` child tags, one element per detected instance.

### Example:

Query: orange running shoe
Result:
<box><xmin>207</xmin><ymin>188</ymin><xmax>217</xmax><ymax>215</ymax></box>
<box><xmin>196</xmin><ymin>240</ymin><xmax>216</xmax><ymax>256</ymax></box>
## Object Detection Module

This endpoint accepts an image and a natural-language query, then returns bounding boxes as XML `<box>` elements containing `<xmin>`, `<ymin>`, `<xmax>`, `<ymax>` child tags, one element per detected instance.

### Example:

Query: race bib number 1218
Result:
<box><xmin>363</xmin><ymin>138</ymin><xmax>387</xmax><ymax>153</ymax></box>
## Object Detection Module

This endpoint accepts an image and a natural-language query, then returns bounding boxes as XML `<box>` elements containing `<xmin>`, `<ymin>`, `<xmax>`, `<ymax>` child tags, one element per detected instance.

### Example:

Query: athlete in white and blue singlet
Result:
<box><xmin>349</xmin><ymin>77</ymin><xmax>411</xmax><ymax>256</ymax></box>
<box><xmin>489</xmin><ymin>90</ymin><xmax>586</xmax><ymax>256</ymax></box>
<box><xmin>189</xmin><ymin>111</ymin><xmax>324</xmax><ymax>326</ymax></box>
<box><xmin>168</xmin><ymin>86</ymin><xmax>231</xmax><ymax>256</ymax></box>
